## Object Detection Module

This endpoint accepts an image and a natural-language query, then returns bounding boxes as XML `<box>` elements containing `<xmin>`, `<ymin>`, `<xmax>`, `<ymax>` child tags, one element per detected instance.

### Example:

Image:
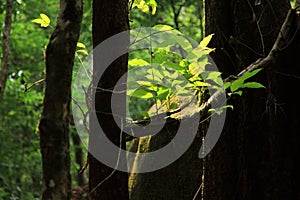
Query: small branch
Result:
<box><xmin>25</xmin><ymin>78</ymin><xmax>45</xmax><ymax>92</ymax></box>
<box><xmin>90</xmin><ymin>118</ymin><xmax>124</xmax><ymax>195</ymax></box>
<box><xmin>200</xmin><ymin>9</ymin><xmax>298</xmax><ymax>113</ymax></box>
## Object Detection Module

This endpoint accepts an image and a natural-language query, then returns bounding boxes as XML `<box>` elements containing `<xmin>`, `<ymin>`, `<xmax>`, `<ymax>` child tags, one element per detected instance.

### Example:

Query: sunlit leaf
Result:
<box><xmin>76</xmin><ymin>49</ymin><xmax>88</xmax><ymax>55</ymax></box>
<box><xmin>32</xmin><ymin>13</ymin><xmax>51</xmax><ymax>27</ymax></box>
<box><xmin>133</xmin><ymin>0</ymin><xmax>149</xmax><ymax>13</ymax></box>
<box><xmin>193</xmin><ymin>81</ymin><xmax>210</xmax><ymax>87</ymax></box>
<box><xmin>77</xmin><ymin>42</ymin><xmax>86</xmax><ymax>49</ymax></box>
<box><xmin>128</xmin><ymin>88</ymin><xmax>155</xmax><ymax>99</ymax></box>
<box><xmin>40</xmin><ymin>14</ymin><xmax>50</xmax><ymax>25</ymax></box>
<box><xmin>188</xmin><ymin>62</ymin><xmax>204</xmax><ymax>77</ymax></box>
<box><xmin>136</xmin><ymin>80</ymin><xmax>154</xmax><ymax>87</ymax></box>
<box><xmin>200</xmin><ymin>34</ymin><xmax>214</xmax><ymax>48</ymax></box>
<box><xmin>129</xmin><ymin>59</ymin><xmax>149</xmax><ymax>67</ymax></box>
<box><xmin>147</xmin><ymin>68</ymin><xmax>164</xmax><ymax>79</ymax></box>
<box><xmin>148</xmin><ymin>0</ymin><xmax>157</xmax><ymax>15</ymax></box>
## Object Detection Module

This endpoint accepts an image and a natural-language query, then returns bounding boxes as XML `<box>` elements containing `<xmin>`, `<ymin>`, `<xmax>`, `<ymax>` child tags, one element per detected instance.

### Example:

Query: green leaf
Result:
<box><xmin>234</xmin><ymin>90</ymin><xmax>243</xmax><ymax>96</ymax></box>
<box><xmin>208</xmin><ymin>105</ymin><xmax>233</xmax><ymax>115</ymax></box>
<box><xmin>241</xmin><ymin>82</ymin><xmax>265</xmax><ymax>89</ymax></box>
<box><xmin>230</xmin><ymin>79</ymin><xmax>244</xmax><ymax>92</ymax></box>
<box><xmin>132</xmin><ymin>0</ymin><xmax>149</xmax><ymax>13</ymax></box>
<box><xmin>193</xmin><ymin>81</ymin><xmax>210</xmax><ymax>87</ymax></box>
<box><xmin>171</xmin><ymin>79</ymin><xmax>185</xmax><ymax>88</ymax></box>
<box><xmin>136</xmin><ymin>80</ymin><xmax>154</xmax><ymax>87</ymax></box>
<box><xmin>224</xmin><ymin>82</ymin><xmax>231</xmax><ymax>89</ymax></box>
<box><xmin>201</xmin><ymin>71</ymin><xmax>223</xmax><ymax>86</ymax></box>
<box><xmin>32</xmin><ymin>13</ymin><xmax>51</xmax><ymax>27</ymax></box>
<box><xmin>129</xmin><ymin>59</ymin><xmax>149</xmax><ymax>67</ymax></box>
<box><xmin>128</xmin><ymin>88</ymin><xmax>155</xmax><ymax>99</ymax></box>
<box><xmin>241</xmin><ymin>68</ymin><xmax>263</xmax><ymax>81</ymax></box>
<box><xmin>153</xmin><ymin>24</ymin><xmax>180</xmax><ymax>34</ymax></box>
<box><xmin>201</xmin><ymin>71</ymin><xmax>222</xmax><ymax>80</ymax></box>
<box><xmin>145</xmin><ymin>74</ymin><xmax>161</xmax><ymax>82</ymax></box>
<box><xmin>77</xmin><ymin>42</ymin><xmax>86</xmax><ymax>49</ymax></box>
<box><xmin>76</xmin><ymin>49</ymin><xmax>88</xmax><ymax>55</ymax></box>
<box><xmin>200</xmin><ymin>34</ymin><xmax>214</xmax><ymax>48</ymax></box>
<box><xmin>163</xmin><ymin>61</ymin><xmax>184</xmax><ymax>72</ymax></box>
<box><xmin>156</xmin><ymin>87</ymin><xmax>170</xmax><ymax>101</ymax></box>
<box><xmin>148</xmin><ymin>0</ymin><xmax>157</xmax><ymax>15</ymax></box>
<box><xmin>40</xmin><ymin>13</ymin><xmax>50</xmax><ymax>24</ymax></box>
<box><xmin>188</xmin><ymin>62</ymin><xmax>204</xmax><ymax>77</ymax></box>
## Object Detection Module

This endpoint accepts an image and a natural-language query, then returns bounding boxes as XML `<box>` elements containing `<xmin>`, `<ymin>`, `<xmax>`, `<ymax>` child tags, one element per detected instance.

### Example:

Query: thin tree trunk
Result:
<box><xmin>71</xmin><ymin>130</ymin><xmax>87</xmax><ymax>186</ymax></box>
<box><xmin>89</xmin><ymin>0</ymin><xmax>130</xmax><ymax>199</ymax></box>
<box><xmin>38</xmin><ymin>0</ymin><xmax>83</xmax><ymax>199</ymax></box>
<box><xmin>0</xmin><ymin>0</ymin><xmax>13</xmax><ymax>108</ymax></box>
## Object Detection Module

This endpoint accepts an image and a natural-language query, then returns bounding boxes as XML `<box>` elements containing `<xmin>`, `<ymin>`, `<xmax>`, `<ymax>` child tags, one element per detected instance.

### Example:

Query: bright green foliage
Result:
<box><xmin>32</xmin><ymin>13</ymin><xmax>51</xmax><ymax>27</ymax></box>
<box><xmin>0</xmin><ymin>0</ymin><xmax>92</xmax><ymax>198</ymax></box>
<box><xmin>127</xmin><ymin>27</ymin><xmax>265</xmax><ymax>120</ymax></box>
<box><xmin>130</xmin><ymin>0</ymin><xmax>157</xmax><ymax>15</ymax></box>
<box><xmin>127</xmin><ymin>27</ymin><xmax>216</xmax><ymax>120</ymax></box>
<box><xmin>227</xmin><ymin>68</ymin><xmax>265</xmax><ymax>95</ymax></box>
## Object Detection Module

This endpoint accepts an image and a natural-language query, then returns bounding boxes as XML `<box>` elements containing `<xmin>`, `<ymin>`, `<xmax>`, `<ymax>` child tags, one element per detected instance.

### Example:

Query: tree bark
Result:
<box><xmin>128</xmin><ymin>120</ymin><xmax>204</xmax><ymax>200</ymax></box>
<box><xmin>38</xmin><ymin>1</ymin><xmax>83</xmax><ymax>199</ymax></box>
<box><xmin>0</xmin><ymin>0</ymin><xmax>13</xmax><ymax>108</ymax></box>
<box><xmin>71</xmin><ymin>130</ymin><xmax>87</xmax><ymax>186</ymax></box>
<box><xmin>89</xmin><ymin>0</ymin><xmax>130</xmax><ymax>199</ymax></box>
<box><xmin>205</xmin><ymin>0</ymin><xmax>300</xmax><ymax>199</ymax></box>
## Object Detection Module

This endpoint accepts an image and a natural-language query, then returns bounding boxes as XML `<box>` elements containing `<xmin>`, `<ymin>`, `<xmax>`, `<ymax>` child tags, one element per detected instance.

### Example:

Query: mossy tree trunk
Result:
<box><xmin>0</xmin><ymin>0</ymin><xmax>13</xmax><ymax>108</ymax></box>
<box><xmin>38</xmin><ymin>1</ymin><xmax>83</xmax><ymax>199</ymax></box>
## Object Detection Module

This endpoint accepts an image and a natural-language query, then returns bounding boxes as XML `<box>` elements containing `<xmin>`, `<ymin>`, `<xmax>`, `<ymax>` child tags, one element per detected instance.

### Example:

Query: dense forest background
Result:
<box><xmin>0</xmin><ymin>0</ymin><xmax>299</xmax><ymax>199</ymax></box>
<box><xmin>0</xmin><ymin>0</ymin><xmax>204</xmax><ymax>198</ymax></box>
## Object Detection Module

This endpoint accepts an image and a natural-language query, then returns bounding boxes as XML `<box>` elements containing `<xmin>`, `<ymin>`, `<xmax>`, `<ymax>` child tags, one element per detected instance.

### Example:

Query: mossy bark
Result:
<box><xmin>39</xmin><ymin>0</ymin><xmax>83</xmax><ymax>199</ymax></box>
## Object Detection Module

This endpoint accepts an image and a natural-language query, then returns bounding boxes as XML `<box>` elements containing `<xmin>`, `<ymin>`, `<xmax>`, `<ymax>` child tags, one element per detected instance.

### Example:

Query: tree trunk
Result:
<box><xmin>128</xmin><ymin>1</ymin><xmax>300</xmax><ymax>200</ymax></box>
<box><xmin>205</xmin><ymin>0</ymin><xmax>300</xmax><ymax>199</ymax></box>
<box><xmin>71</xmin><ymin>130</ymin><xmax>87</xmax><ymax>186</ymax></box>
<box><xmin>128</xmin><ymin>120</ymin><xmax>204</xmax><ymax>200</ymax></box>
<box><xmin>38</xmin><ymin>0</ymin><xmax>83</xmax><ymax>199</ymax></box>
<box><xmin>0</xmin><ymin>0</ymin><xmax>13</xmax><ymax>108</ymax></box>
<box><xmin>89</xmin><ymin>0</ymin><xmax>130</xmax><ymax>199</ymax></box>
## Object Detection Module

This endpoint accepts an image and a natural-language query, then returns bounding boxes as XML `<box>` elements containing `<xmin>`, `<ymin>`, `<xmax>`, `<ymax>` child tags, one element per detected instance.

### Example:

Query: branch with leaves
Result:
<box><xmin>200</xmin><ymin>8</ymin><xmax>299</xmax><ymax>113</ymax></box>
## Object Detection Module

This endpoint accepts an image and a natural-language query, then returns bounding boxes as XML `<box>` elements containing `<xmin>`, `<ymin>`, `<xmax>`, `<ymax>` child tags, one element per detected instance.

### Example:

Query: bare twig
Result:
<box><xmin>25</xmin><ymin>78</ymin><xmax>45</xmax><ymax>92</ymax></box>
<box><xmin>90</xmin><ymin>117</ymin><xmax>124</xmax><ymax>194</ymax></box>
<box><xmin>200</xmin><ymin>9</ymin><xmax>298</xmax><ymax>113</ymax></box>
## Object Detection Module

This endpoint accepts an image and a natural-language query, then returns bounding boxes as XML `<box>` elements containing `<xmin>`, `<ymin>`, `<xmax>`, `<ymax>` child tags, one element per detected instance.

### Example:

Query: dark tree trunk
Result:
<box><xmin>0</xmin><ymin>0</ymin><xmax>13</xmax><ymax>108</ymax></box>
<box><xmin>38</xmin><ymin>0</ymin><xmax>83</xmax><ymax>199</ymax></box>
<box><xmin>205</xmin><ymin>0</ymin><xmax>300</xmax><ymax>199</ymax></box>
<box><xmin>89</xmin><ymin>0</ymin><xmax>130</xmax><ymax>199</ymax></box>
